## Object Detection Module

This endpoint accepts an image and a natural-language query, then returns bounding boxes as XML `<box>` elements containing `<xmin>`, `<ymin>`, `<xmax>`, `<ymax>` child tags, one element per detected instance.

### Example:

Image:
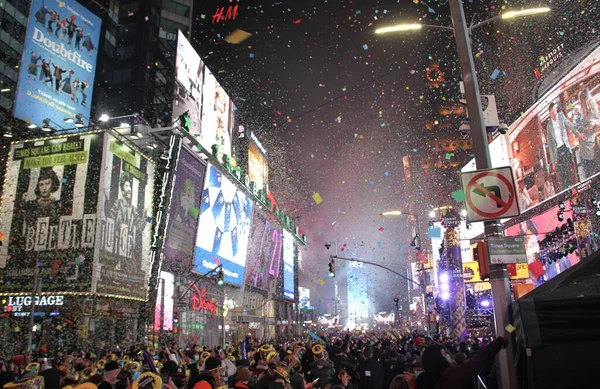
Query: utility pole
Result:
<box><xmin>449</xmin><ymin>1</ymin><xmax>517</xmax><ymax>387</ymax></box>
<box><xmin>26</xmin><ymin>266</ymin><xmax>40</xmax><ymax>359</ymax></box>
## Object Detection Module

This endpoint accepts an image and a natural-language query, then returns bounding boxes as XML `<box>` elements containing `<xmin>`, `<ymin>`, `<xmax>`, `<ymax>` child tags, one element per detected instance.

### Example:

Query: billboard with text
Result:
<box><xmin>95</xmin><ymin>133</ymin><xmax>154</xmax><ymax>300</ymax></box>
<box><xmin>14</xmin><ymin>0</ymin><xmax>101</xmax><ymax>129</ymax></box>
<box><xmin>0</xmin><ymin>133</ymin><xmax>103</xmax><ymax>294</ymax></box>
<box><xmin>194</xmin><ymin>164</ymin><xmax>253</xmax><ymax>286</ymax></box>
<box><xmin>245</xmin><ymin>211</ymin><xmax>282</xmax><ymax>291</ymax></box>
<box><xmin>163</xmin><ymin>147</ymin><xmax>206</xmax><ymax>272</ymax></box>
<box><xmin>248</xmin><ymin>132</ymin><xmax>269</xmax><ymax>192</ymax></box>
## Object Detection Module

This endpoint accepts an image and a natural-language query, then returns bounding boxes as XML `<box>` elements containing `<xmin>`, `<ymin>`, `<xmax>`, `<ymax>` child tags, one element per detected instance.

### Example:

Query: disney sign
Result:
<box><xmin>190</xmin><ymin>284</ymin><xmax>218</xmax><ymax>318</ymax></box>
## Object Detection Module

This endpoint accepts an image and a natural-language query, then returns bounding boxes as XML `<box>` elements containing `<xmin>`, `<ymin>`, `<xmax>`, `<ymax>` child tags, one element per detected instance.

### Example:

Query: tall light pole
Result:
<box><xmin>375</xmin><ymin>4</ymin><xmax>550</xmax><ymax>388</ymax></box>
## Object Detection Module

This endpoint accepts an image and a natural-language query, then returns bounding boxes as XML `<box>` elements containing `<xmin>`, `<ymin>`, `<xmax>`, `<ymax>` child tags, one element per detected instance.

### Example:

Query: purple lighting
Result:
<box><xmin>441</xmin><ymin>291</ymin><xmax>450</xmax><ymax>300</ymax></box>
<box><xmin>480</xmin><ymin>300</ymin><xmax>491</xmax><ymax>308</ymax></box>
<box><xmin>439</xmin><ymin>272</ymin><xmax>449</xmax><ymax>283</ymax></box>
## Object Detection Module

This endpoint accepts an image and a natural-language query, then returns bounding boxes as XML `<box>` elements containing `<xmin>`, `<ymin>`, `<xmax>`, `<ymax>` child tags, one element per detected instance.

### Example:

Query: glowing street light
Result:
<box><xmin>375</xmin><ymin>24</ymin><xmax>424</xmax><ymax>34</ymax></box>
<box><xmin>501</xmin><ymin>7</ymin><xmax>550</xmax><ymax>20</ymax></box>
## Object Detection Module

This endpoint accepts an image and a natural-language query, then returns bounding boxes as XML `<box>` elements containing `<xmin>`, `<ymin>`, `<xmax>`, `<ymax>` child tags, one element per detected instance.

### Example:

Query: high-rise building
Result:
<box><xmin>0</xmin><ymin>0</ymin><xmax>29</xmax><ymax>111</ymax></box>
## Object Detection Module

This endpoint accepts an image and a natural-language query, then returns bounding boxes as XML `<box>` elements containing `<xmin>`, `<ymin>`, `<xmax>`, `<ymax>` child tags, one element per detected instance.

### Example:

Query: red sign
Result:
<box><xmin>212</xmin><ymin>5</ymin><xmax>238</xmax><ymax>24</ymax></box>
<box><xmin>190</xmin><ymin>285</ymin><xmax>218</xmax><ymax>318</ymax></box>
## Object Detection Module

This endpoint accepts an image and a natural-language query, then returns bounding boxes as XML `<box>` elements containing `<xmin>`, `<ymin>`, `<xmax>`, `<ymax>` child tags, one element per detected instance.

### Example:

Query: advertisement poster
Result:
<box><xmin>0</xmin><ymin>133</ymin><xmax>103</xmax><ymax>293</ymax></box>
<box><xmin>245</xmin><ymin>211</ymin><xmax>282</xmax><ymax>291</ymax></box>
<box><xmin>154</xmin><ymin>271</ymin><xmax>174</xmax><ymax>331</ymax></box>
<box><xmin>194</xmin><ymin>164</ymin><xmax>253</xmax><ymax>286</ymax></box>
<box><xmin>162</xmin><ymin>147</ymin><xmax>206</xmax><ymax>272</ymax></box>
<box><xmin>95</xmin><ymin>133</ymin><xmax>155</xmax><ymax>300</ymax></box>
<box><xmin>508</xmin><ymin>44</ymin><xmax>600</xmax><ymax>213</ymax></box>
<box><xmin>298</xmin><ymin>286</ymin><xmax>310</xmax><ymax>309</ymax></box>
<box><xmin>13</xmin><ymin>0</ymin><xmax>101</xmax><ymax>129</ymax></box>
<box><xmin>248</xmin><ymin>132</ymin><xmax>269</xmax><ymax>192</ymax></box>
<box><xmin>282</xmin><ymin>229</ymin><xmax>295</xmax><ymax>300</ymax></box>
<box><xmin>173</xmin><ymin>30</ymin><xmax>204</xmax><ymax>146</ymax></box>
<box><xmin>201</xmin><ymin>68</ymin><xmax>233</xmax><ymax>157</ymax></box>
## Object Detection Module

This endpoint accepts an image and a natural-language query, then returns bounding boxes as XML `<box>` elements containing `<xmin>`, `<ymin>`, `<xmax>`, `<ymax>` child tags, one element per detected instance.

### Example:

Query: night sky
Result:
<box><xmin>190</xmin><ymin>0</ymin><xmax>598</xmax><ymax>317</ymax></box>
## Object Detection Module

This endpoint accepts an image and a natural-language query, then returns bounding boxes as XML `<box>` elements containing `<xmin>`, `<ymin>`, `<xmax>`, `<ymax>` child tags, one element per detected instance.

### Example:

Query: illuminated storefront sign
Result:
<box><xmin>190</xmin><ymin>285</ymin><xmax>218</xmax><ymax>318</ymax></box>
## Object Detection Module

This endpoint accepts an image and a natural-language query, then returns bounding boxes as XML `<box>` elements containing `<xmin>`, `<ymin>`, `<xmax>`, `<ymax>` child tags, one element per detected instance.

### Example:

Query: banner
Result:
<box><xmin>201</xmin><ymin>68</ymin><xmax>233</xmax><ymax>158</ymax></box>
<box><xmin>154</xmin><ymin>271</ymin><xmax>174</xmax><ymax>331</ymax></box>
<box><xmin>462</xmin><ymin>261</ymin><xmax>529</xmax><ymax>283</ymax></box>
<box><xmin>94</xmin><ymin>133</ymin><xmax>154</xmax><ymax>300</ymax></box>
<box><xmin>0</xmin><ymin>133</ymin><xmax>103</xmax><ymax>294</ymax></box>
<box><xmin>244</xmin><ymin>211</ymin><xmax>282</xmax><ymax>291</ymax></box>
<box><xmin>194</xmin><ymin>164</ymin><xmax>253</xmax><ymax>286</ymax></box>
<box><xmin>248</xmin><ymin>132</ymin><xmax>269</xmax><ymax>192</ymax></box>
<box><xmin>13</xmin><ymin>0</ymin><xmax>101</xmax><ymax>129</ymax></box>
<box><xmin>282</xmin><ymin>230</ymin><xmax>295</xmax><ymax>300</ymax></box>
<box><xmin>162</xmin><ymin>147</ymin><xmax>206</xmax><ymax>272</ymax></box>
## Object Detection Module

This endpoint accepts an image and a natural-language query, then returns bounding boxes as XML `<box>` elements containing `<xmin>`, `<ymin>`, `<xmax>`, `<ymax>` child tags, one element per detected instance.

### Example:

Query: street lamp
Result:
<box><xmin>380</xmin><ymin>210</ymin><xmax>421</xmax><ymax>250</ymax></box>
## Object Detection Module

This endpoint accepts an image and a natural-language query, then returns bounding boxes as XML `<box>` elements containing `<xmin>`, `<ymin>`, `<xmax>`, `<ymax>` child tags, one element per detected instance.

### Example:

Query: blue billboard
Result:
<box><xmin>283</xmin><ymin>229</ymin><xmax>295</xmax><ymax>300</ymax></box>
<box><xmin>194</xmin><ymin>164</ymin><xmax>253</xmax><ymax>286</ymax></box>
<box><xmin>13</xmin><ymin>0</ymin><xmax>101</xmax><ymax>129</ymax></box>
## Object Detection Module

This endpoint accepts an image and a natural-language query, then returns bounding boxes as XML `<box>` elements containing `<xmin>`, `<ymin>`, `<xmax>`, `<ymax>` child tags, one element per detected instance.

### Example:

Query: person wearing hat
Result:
<box><xmin>194</xmin><ymin>357</ymin><xmax>226</xmax><ymax>389</ymax></box>
<box><xmin>233</xmin><ymin>368</ymin><xmax>252</xmax><ymax>389</ymax></box>
<box><xmin>40</xmin><ymin>359</ymin><xmax>66</xmax><ymax>389</ymax></box>
<box><xmin>98</xmin><ymin>360</ymin><xmax>121</xmax><ymax>389</ymax></box>
<box><xmin>306</xmin><ymin>345</ymin><xmax>334</xmax><ymax>389</ymax></box>
<box><xmin>354</xmin><ymin>348</ymin><xmax>384</xmax><ymax>389</ymax></box>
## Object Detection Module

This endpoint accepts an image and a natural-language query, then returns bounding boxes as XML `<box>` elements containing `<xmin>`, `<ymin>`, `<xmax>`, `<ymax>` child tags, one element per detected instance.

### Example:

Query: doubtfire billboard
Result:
<box><xmin>13</xmin><ymin>0</ymin><xmax>101</xmax><ymax>129</ymax></box>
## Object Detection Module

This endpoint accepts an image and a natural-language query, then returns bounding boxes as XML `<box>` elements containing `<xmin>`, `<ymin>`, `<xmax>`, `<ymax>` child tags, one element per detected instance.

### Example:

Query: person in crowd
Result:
<box><xmin>388</xmin><ymin>375</ymin><xmax>410</xmax><ymax>389</ymax></box>
<box><xmin>327</xmin><ymin>366</ymin><xmax>357</xmax><ymax>389</ymax></box>
<box><xmin>354</xmin><ymin>348</ymin><xmax>384</xmax><ymax>389</ymax></box>
<box><xmin>546</xmin><ymin>101</ymin><xmax>577</xmax><ymax>189</ymax></box>
<box><xmin>415</xmin><ymin>337</ymin><xmax>508</xmax><ymax>389</ymax></box>
<box><xmin>577</xmin><ymin>88</ymin><xmax>600</xmax><ymax>178</ymax></box>
<box><xmin>39</xmin><ymin>359</ymin><xmax>65</xmax><ymax>389</ymax></box>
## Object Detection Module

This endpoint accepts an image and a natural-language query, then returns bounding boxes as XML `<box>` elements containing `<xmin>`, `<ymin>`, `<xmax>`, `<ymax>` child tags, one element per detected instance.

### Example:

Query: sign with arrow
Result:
<box><xmin>460</xmin><ymin>166</ymin><xmax>520</xmax><ymax>222</ymax></box>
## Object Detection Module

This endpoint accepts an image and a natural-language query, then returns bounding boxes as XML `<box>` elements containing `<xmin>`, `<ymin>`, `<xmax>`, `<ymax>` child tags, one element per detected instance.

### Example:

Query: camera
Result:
<box><xmin>324</xmin><ymin>243</ymin><xmax>331</xmax><ymax>250</ymax></box>
<box><xmin>497</xmin><ymin>122</ymin><xmax>509</xmax><ymax>134</ymax></box>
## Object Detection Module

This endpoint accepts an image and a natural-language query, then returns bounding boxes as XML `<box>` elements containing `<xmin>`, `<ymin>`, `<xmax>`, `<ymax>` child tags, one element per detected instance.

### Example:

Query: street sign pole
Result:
<box><xmin>449</xmin><ymin>1</ymin><xmax>517</xmax><ymax>388</ymax></box>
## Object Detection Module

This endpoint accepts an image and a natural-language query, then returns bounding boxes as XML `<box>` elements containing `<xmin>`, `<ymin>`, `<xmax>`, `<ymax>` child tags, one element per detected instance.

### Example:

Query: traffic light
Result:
<box><xmin>217</xmin><ymin>269</ymin><xmax>224</xmax><ymax>286</ymax></box>
<box><xmin>328</xmin><ymin>259</ymin><xmax>335</xmax><ymax>278</ymax></box>
<box><xmin>179</xmin><ymin>111</ymin><xmax>191</xmax><ymax>132</ymax></box>
<box><xmin>474</xmin><ymin>241</ymin><xmax>490</xmax><ymax>281</ymax></box>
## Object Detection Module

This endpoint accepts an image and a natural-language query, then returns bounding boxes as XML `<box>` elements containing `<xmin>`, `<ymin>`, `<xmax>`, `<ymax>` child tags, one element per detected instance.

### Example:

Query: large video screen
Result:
<box><xmin>508</xmin><ymin>44</ymin><xmax>600</xmax><ymax>213</ymax></box>
<box><xmin>162</xmin><ymin>147</ymin><xmax>206</xmax><ymax>272</ymax></box>
<box><xmin>0</xmin><ymin>133</ymin><xmax>103</xmax><ymax>294</ymax></box>
<box><xmin>248</xmin><ymin>132</ymin><xmax>269</xmax><ymax>192</ymax></box>
<box><xmin>154</xmin><ymin>271</ymin><xmax>174</xmax><ymax>331</ymax></box>
<box><xmin>245</xmin><ymin>211</ymin><xmax>282</xmax><ymax>291</ymax></box>
<box><xmin>95</xmin><ymin>133</ymin><xmax>155</xmax><ymax>300</ymax></box>
<box><xmin>282</xmin><ymin>229</ymin><xmax>295</xmax><ymax>300</ymax></box>
<box><xmin>298</xmin><ymin>286</ymin><xmax>310</xmax><ymax>309</ymax></box>
<box><xmin>194</xmin><ymin>164</ymin><xmax>253</xmax><ymax>286</ymax></box>
<box><xmin>201</xmin><ymin>68</ymin><xmax>234</xmax><ymax>158</ymax></box>
<box><xmin>173</xmin><ymin>31</ymin><xmax>204</xmax><ymax>146</ymax></box>
<box><xmin>14</xmin><ymin>0</ymin><xmax>101</xmax><ymax>129</ymax></box>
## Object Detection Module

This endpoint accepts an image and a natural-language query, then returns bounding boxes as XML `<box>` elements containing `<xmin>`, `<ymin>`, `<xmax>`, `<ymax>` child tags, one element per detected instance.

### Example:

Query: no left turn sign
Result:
<box><xmin>460</xmin><ymin>166</ymin><xmax>520</xmax><ymax>222</ymax></box>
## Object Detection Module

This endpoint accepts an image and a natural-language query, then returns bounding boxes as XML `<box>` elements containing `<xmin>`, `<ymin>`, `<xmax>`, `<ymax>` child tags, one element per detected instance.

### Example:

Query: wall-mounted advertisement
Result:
<box><xmin>14</xmin><ymin>0</ymin><xmax>101</xmax><ymax>129</ymax></box>
<box><xmin>173</xmin><ymin>30</ymin><xmax>204</xmax><ymax>146</ymax></box>
<box><xmin>508</xmin><ymin>44</ymin><xmax>600</xmax><ymax>214</ymax></box>
<box><xmin>154</xmin><ymin>271</ymin><xmax>174</xmax><ymax>331</ymax></box>
<box><xmin>0</xmin><ymin>133</ymin><xmax>103</xmax><ymax>294</ymax></box>
<box><xmin>194</xmin><ymin>164</ymin><xmax>253</xmax><ymax>286</ymax></box>
<box><xmin>245</xmin><ymin>211</ymin><xmax>282</xmax><ymax>291</ymax></box>
<box><xmin>248</xmin><ymin>132</ymin><xmax>269</xmax><ymax>192</ymax></box>
<box><xmin>95</xmin><ymin>133</ymin><xmax>155</xmax><ymax>300</ymax></box>
<box><xmin>282</xmin><ymin>229</ymin><xmax>295</xmax><ymax>300</ymax></box>
<box><xmin>298</xmin><ymin>286</ymin><xmax>310</xmax><ymax>309</ymax></box>
<box><xmin>201</xmin><ymin>68</ymin><xmax>233</xmax><ymax>157</ymax></box>
<box><xmin>163</xmin><ymin>147</ymin><xmax>206</xmax><ymax>272</ymax></box>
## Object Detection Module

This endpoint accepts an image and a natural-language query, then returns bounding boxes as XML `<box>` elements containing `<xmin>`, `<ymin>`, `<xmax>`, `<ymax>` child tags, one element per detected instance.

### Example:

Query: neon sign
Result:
<box><xmin>190</xmin><ymin>284</ymin><xmax>218</xmax><ymax>318</ymax></box>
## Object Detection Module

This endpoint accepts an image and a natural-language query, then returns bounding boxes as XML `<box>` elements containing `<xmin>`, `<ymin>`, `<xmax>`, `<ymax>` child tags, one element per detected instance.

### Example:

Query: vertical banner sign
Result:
<box><xmin>248</xmin><ymin>133</ymin><xmax>269</xmax><ymax>192</ymax></box>
<box><xmin>0</xmin><ymin>133</ymin><xmax>103</xmax><ymax>293</ymax></box>
<box><xmin>194</xmin><ymin>164</ymin><xmax>253</xmax><ymax>286</ymax></box>
<box><xmin>245</xmin><ymin>211</ymin><xmax>282</xmax><ymax>291</ymax></box>
<box><xmin>95</xmin><ymin>133</ymin><xmax>155</xmax><ymax>300</ymax></box>
<box><xmin>444</xmin><ymin>226</ymin><xmax>468</xmax><ymax>342</ymax></box>
<box><xmin>154</xmin><ymin>271</ymin><xmax>174</xmax><ymax>331</ymax></box>
<box><xmin>14</xmin><ymin>0</ymin><xmax>101</xmax><ymax>128</ymax></box>
<box><xmin>162</xmin><ymin>147</ymin><xmax>206</xmax><ymax>272</ymax></box>
<box><xmin>282</xmin><ymin>230</ymin><xmax>295</xmax><ymax>300</ymax></box>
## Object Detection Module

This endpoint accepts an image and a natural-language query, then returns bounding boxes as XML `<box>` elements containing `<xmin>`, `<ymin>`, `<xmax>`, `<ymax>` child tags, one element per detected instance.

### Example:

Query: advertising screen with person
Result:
<box><xmin>245</xmin><ymin>211</ymin><xmax>282</xmax><ymax>291</ymax></box>
<box><xmin>95</xmin><ymin>133</ymin><xmax>155</xmax><ymax>300</ymax></box>
<box><xmin>13</xmin><ymin>0</ymin><xmax>101</xmax><ymax>129</ymax></box>
<box><xmin>0</xmin><ymin>133</ymin><xmax>103</xmax><ymax>293</ymax></box>
<box><xmin>162</xmin><ymin>147</ymin><xmax>206</xmax><ymax>272</ymax></box>
<box><xmin>248</xmin><ymin>133</ymin><xmax>269</xmax><ymax>192</ymax></box>
<box><xmin>194</xmin><ymin>164</ymin><xmax>253</xmax><ymax>286</ymax></box>
<box><xmin>508</xmin><ymin>44</ymin><xmax>600</xmax><ymax>212</ymax></box>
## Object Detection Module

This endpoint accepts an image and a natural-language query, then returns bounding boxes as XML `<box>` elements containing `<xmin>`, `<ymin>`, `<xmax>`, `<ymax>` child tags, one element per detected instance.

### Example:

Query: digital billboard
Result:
<box><xmin>245</xmin><ymin>211</ymin><xmax>282</xmax><ymax>291</ymax></box>
<box><xmin>94</xmin><ymin>133</ymin><xmax>155</xmax><ymax>300</ymax></box>
<box><xmin>508</xmin><ymin>44</ymin><xmax>600</xmax><ymax>213</ymax></box>
<box><xmin>163</xmin><ymin>147</ymin><xmax>206</xmax><ymax>272</ymax></box>
<box><xmin>282</xmin><ymin>229</ymin><xmax>295</xmax><ymax>300</ymax></box>
<box><xmin>248</xmin><ymin>132</ymin><xmax>269</xmax><ymax>192</ymax></box>
<box><xmin>0</xmin><ymin>133</ymin><xmax>103</xmax><ymax>294</ymax></box>
<box><xmin>298</xmin><ymin>286</ymin><xmax>310</xmax><ymax>309</ymax></box>
<box><xmin>201</xmin><ymin>68</ymin><xmax>234</xmax><ymax>158</ymax></box>
<box><xmin>173</xmin><ymin>31</ymin><xmax>204</xmax><ymax>147</ymax></box>
<box><xmin>13</xmin><ymin>0</ymin><xmax>101</xmax><ymax>129</ymax></box>
<box><xmin>194</xmin><ymin>163</ymin><xmax>253</xmax><ymax>286</ymax></box>
<box><xmin>154</xmin><ymin>271</ymin><xmax>174</xmax><ymax>332</ymax></box>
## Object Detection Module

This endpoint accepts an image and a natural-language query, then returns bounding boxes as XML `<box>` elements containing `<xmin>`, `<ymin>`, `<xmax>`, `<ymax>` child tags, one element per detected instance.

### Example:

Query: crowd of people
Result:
<box><xmin>0</xmin><ymin>332</ymin><xmax>508</xmax><ymax>389</ymax></box>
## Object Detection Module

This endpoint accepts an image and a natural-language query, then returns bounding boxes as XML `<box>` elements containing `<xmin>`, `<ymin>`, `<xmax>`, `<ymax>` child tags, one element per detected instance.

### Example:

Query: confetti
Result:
<box><xmin>505</xmin><ymin>324</ymin><xmax>516</xmax><ymax>333</ymax></box>
<box><xmin>312</xmin><ymin>192</ymin><xmax>323</xmax><ymax>205</ymax></box>
<box><xmin>451</xmin><ymin>190</ymin><xmax>467</xmax><ymax>202</ymax></box>
<box><xmin>224</xmin><ymin>29</ymin><xmax>253</xmax><ymax>44</ymax></box>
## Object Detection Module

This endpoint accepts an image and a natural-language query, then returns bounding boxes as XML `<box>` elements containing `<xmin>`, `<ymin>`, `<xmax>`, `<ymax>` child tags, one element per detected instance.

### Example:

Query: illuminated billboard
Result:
<box><xmin>508</xmin><ymin>44</ymin><xmax>600</xmax><ymax>213</ymax></box>
<box><xmin>173</xmin><ymin>30</ymin><xmax>204</xmax><ymax>147</ymax></box>
<box><xmin>14</xmin><ymin>0</ymin><xmax>101</xmax><ymax>129</ymax></box>
<box><xmin>282</xmin><ymin>229</ymin><xmax>295</xmax><ymax>300</ymax></box>
<box><xmin>248</xmin><ymin>132</ymin><xmax>269</xmax><ymax>192</ymax></box>
<box><xmin>194</xmin><ymin>163</ymin><xmax>253</xmax><ymax>286</ymax></box>
<box><xmin>163</xmin><ymin>147</ymin><xmax>206</xmax><ymax>272</ymax></box>
<box><xmin>201</xmin><ymin>68</ymin><xmax>234</xmax><ymax>157</ymax></box>
<box><xmin>0</xmin><ymin>133</ymin><xmax>103</xmax><ymax>294</ymax></box>
<box><xmin>95</xmin><ymin>133</ymin><xmax>155</xmax><ymax>300</ymax></box>
<box><xmin>154</xmin><ymin>271</ymin><xmax>174</xmax><ymax>331</ymax></box>
<box><xmin>245</xmin><ymin>211</ymin><xmax>282</xmax><ymax>291</ymax></box>
<box><xmin>298</xmin><ymin>286</ymin><xmax>310</xmax><ymax>309</ymax></box>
